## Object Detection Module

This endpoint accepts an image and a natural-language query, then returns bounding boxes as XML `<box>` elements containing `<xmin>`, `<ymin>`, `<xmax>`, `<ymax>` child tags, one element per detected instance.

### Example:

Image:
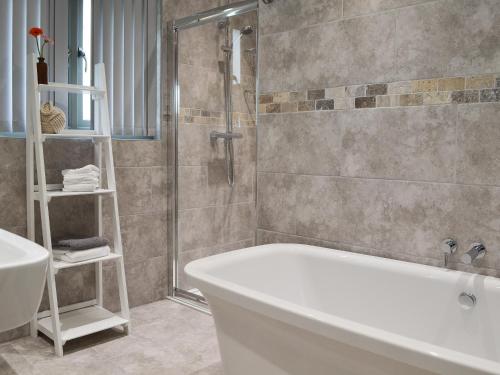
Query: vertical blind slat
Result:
<box><xmin>0</xmin><ymin>0</ymin><xmax>13</xmax><ymax>133</ymax></box>
<box><xmin>146</xmin><ymin>0</ymin><xmax>157</xmax><ymax>137</ymax></box>
<box><xmin>12</xmin><ymin>0</ymin><xmax>27</xmax><ymax>133</ymax></box>
<box><xmin>123</xmin><ymin>0</ymin><xmax>134</xmax><ymax>136</ymax></box>
<box><xmin>112</xmin><ymin>0</ymin><xmax>124</xmax><ymax>135</ymax></box>
<box><xmin>102</xmin><ymin>0</ymin><xmax>115</xmax><ymax>130</ymax></box>
<box><xmin>134</xmin><ymin>0</ymin><xmax>145</xmax><ymax>136</ymax></box>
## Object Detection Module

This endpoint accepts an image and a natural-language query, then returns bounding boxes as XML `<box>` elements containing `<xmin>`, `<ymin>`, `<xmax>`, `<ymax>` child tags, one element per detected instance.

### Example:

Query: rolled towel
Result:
<box><xmin>55</xmin><ymin>236</ymin><xmax>109</xmax><ymax>251</ymax></box>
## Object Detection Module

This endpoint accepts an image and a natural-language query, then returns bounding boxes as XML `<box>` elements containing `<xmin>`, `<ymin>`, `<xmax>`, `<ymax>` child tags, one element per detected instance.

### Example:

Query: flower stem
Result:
<box><xmin>35</xmin><ymin>37</ymin><xmax>41</xmax><ymax>57</ymax></box>
<box><xmin>40</xmin><ymin>41</ymin><xmax>46</xmax><ymax>59</ymax></box>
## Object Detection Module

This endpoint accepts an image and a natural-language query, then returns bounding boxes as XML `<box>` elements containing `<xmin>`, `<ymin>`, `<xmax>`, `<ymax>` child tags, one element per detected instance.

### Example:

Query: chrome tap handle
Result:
<box><xmin>461</xmin><ymin>243</ymin><xmax>486</xmax><ymax>265</ymax></box>
<box><xmin>441</xmin><ymin>239</ymin><xmax>457</xmax><ymax>255</ymax></box>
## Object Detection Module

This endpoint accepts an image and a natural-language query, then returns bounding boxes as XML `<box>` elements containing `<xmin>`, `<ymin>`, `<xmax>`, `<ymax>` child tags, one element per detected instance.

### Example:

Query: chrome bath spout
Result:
<box><xmin>461</xmin><ymin>243</ymin><xmax>486</xmax><ymax>265</ymax></box>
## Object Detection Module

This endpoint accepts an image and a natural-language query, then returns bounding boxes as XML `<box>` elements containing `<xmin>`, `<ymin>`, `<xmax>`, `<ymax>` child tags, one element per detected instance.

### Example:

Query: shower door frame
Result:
<box><xmin>168</xmin><ymin>0</ymin><xmax>259</xmax><ymax>311</ymax></box>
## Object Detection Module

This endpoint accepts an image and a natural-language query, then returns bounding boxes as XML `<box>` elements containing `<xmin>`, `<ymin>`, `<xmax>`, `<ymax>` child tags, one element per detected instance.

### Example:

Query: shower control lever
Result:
<box><xmin>461</xmin><ymin>243</ymin><xmax>486</xmax><ymax>265</ymax></box>
<box><xmin>441</xmin><ymin>238</ymin><xmax>457</xmax><ymax>267</ymax></box>
<box><xmin>210</xmin><ymin>131</ymin><xmax>243</xmax><ymax>141</ymax></box>
<box><xmin>442</xmin><ymin>239</ymin><xmax>457</xmax><ymax>254</ymax></box>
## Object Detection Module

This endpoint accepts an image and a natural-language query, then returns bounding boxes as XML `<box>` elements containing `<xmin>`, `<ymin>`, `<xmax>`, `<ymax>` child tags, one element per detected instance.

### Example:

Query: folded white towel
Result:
<box><xmin>62</xmin><ymin>164</ymin><xmax>100</xmax><ymax>176</ymax></box>
<box><xmin>63</xmin><ymin>175</ymin><xmax>99</xmax><ymax>185</ymax></box>
<box><xmin>52</xmin><ymin>246</ymin><xmax>110</xmax><ymax>263</ymax></box>
<box><xmin>62</xmin><ymin>183</ymin><xmax>98</xmax><ymax>192</ymax></box>
<box><xmin>64</xmin><ymin>172</ymin><xmax>100</xmax><ymax>180</ymax></box>
<box><xmin>62</xmin><ymin>165</ymin><xmax>100</xmax><ymax>192</ymax></box>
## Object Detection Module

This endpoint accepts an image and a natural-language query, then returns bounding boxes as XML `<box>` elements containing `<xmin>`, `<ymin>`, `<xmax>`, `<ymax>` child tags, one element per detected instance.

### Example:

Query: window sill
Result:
<box><xmin>0</xmin><ymin>132</ymin><xmax>157</xmax><ymax>141</ymax></box>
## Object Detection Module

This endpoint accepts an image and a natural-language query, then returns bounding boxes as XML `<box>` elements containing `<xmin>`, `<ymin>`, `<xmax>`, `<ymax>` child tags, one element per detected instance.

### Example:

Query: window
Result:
<box><xmin>0</xmin><ymin>0</ymin><xmax>160</xmax><ymax>138</ymax></box>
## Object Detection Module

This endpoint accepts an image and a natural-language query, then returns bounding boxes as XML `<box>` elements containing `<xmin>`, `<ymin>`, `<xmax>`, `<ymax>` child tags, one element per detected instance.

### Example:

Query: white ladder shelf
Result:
<box><xmin>26</xmin><ymin>54</ymin><xmax>131</xmax><ymax>357</ymax></box>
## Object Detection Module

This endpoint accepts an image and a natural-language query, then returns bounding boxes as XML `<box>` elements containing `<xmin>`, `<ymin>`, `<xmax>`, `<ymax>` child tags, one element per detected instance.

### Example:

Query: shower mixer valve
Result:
<box><xmin>210</xmin><ymin>131</ymin><xmax>243</xmax><ymax>141</ymax></box>
<box><xmin>441</xmin><ymin>238</ymin><xmax>457</xmax><ymax>267</ymax></box>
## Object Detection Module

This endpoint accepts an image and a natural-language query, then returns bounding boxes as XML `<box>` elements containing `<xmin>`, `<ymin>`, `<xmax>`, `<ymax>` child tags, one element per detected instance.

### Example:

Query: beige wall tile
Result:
<box><xmin>280</xmin><ymin>102</ymin><xmax>298</xmax><ymax>113</ymax></box>
<box><xmin>113</xmin><ymin>140</ymin><xmax>163</xmax><ymax>167</ymax></box>
<box><xmin>437</xmin><ymin>77</ymin><xmax>465</xmax><ymax>91</ymax></box>
<box><xmin>333</xmin><ymin>97</ymin><xmax>348</xmax><ymax>110</ymax></box>
<box><xmin>340</xmin><ymin>106</ymin><xmax>456</xmax><ymax>182</ymax></box>
<box><xmin>411</xmin><ymin>79</ymin><xmax>438</xmax><ymax>93</ymax></box>
<box><xmin>457</xmin><ymin>103</ymin><xmax>500</xmax><ymax>185</ymax></box>
<box><xmin>298</xmin><ymin>100</ymin><xmax>315</xmax><ymax>111</ymax></box>
<box><xmin>399</xmin><ymin>93</ymin><xmax>424</xmax><ymax>106</ymax></box>
<box><xmin>465</xmin><ymin>75</ymin><xmax>496</xmax><ymax>89</ymax></box>
<box><xmin>178</xmin><ymin>164</ymin><xmax>254</xmax><ymax>210</ymax></box>
<box><xmin>325</xmin><ymin>86</ymin><xmax>346</xmax><ymax>98</ymax></box>
<box><xmin>118</xmin><ymin>213</ymin><xmax>167</xmax><ymax>265</ymax></box>
<box><xmin>0</xmin><ymin>169</ymin><xmax>26</xmax><ymax>228</ymax></box>
<box><xmin>396</xmin><ymin>1</ymin><xmax>464</xmax><ymax>80</ymax></box>
<box><xmin>273</xmin><ymin>92</ymin><xmax>290</xmax><ymax>103</ymax></box>
<box><xmin>344</xmin><ymin>0</ymin><xmax>434</xmax><ymax>18</ymax></box>
<box><xmin>258</xmin><ymin>112</ymin><xmax>342</xmax><ymax>175</ymax></box>
<box><xmin>295</xmin><ymin>175</ymin><xmax>342</xmax><ymax>242</ymax></box>
<box><xmin>422</xmin><ymin>91</ymin><xmax>452</xmax><ymax>105</ymax></box>
<box><xmin>384</xmin><ymin>180</ymin><xmax>456</xmax><ymax>260</ymax></box>
<box><xmin>179</xmin><ymin>64</ymin><xmax>223</xmax><ymax>112</ymax></box>
<box><xmin>346</xmin><ymin>85</ymin><xmax>367</xmax><ymax>97</ymax></box>
<box><xmin>257</xmin><ymin>172</ymin><xmax>297</xmax><ymax>234</ymax></box>
<box><xmin>376</xmin><ymin>95</ymin><xmax>400</xmax><ymax>107</ymax></box>
<box><xmin>0</xmin><ymin>138</ymin><xmax>26</xmax><ymax>170</ymax></box>
<box><xmin>294</xmin><ymin>12</ymin><xmax>397</xmax><ymax>91</ymax></box>
<box><xmin>259</xmin><ymin>32</ymin><xmax>298</xmax><ymax>92</ymax></box>
<box><xmin>387</xmin><ymin>81</ymin><xmax>412</xmax><ymax>95</ymax></box>
<box><xmin>335</xmin><ymin>178</ymin><xmax>394</xmax><ymax>249</ymax></box>
<box><xmin>260</xmin><ymin>0</ymin><xmax>342</xmax><ymax>35</ymax></box>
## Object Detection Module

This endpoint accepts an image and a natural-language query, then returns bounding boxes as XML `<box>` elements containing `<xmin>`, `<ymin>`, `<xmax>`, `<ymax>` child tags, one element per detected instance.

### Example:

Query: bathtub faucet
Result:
<box><xmin>441</xmin><ymin>238</ymin><xmax>457</xmax><ymax>267</ymax></box>
<box><xmin>461</xmin><ymin>243</ymin><xmax>486</xmax><ymax>265</ymax></box>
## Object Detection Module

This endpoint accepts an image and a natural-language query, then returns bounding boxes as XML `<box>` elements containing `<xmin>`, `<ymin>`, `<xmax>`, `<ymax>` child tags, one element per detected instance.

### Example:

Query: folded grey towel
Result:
<box><xmin>55</xmin><ymin>236</ymin><xmax>109</xmax><ymax>251</ymax></box>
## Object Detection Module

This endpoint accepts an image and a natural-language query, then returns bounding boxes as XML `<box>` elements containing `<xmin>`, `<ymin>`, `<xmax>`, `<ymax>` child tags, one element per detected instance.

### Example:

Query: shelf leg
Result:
<box><xmin>95</xmin><ymin>142</ymin><xmax>104</xmax><ymax>307</ymax></box>
<box><xmin>27</xmin><ymin>124</ymin><xmax>38</xmax><ymax>338</ymax></box>
<box><xmin>47</xmin><ymin>265</ymin><xmax>64</xmax><ymax>357</ymax></box>
<box><xmin>30</xmin><ymin>54</ymin><xmax>64</xmax><ymax>357</ymax></box>
<box><xmin>101</xmin><ymin>127</ymin><xmax>130</xmax><ymax>332</ymax></box>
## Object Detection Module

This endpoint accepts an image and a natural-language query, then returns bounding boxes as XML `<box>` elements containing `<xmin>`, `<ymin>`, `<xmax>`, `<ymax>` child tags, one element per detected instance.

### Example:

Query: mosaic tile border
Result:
<box><xmin>259</xmin><ymin>74</ymin><xmax>500</xmax><ymax>114</ymax></box>
<box><xmin>179</xmin><ymin>108</ymin><xmax>256</xmax><ymax>127</ymax></box>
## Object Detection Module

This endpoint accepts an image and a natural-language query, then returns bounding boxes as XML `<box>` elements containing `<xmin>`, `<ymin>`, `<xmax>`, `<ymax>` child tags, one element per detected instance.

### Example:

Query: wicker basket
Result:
<box><xmin>40</xmin><ymin>102</ymin><xmax>66</xmax><ymax>134</ymax></box>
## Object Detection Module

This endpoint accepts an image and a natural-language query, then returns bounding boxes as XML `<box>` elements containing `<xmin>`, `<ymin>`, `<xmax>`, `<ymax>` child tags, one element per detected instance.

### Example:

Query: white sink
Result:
<box><xmin>0</xmin><ymin>229</ymin><xmax>49</xmax><ymax>332</ymax></box>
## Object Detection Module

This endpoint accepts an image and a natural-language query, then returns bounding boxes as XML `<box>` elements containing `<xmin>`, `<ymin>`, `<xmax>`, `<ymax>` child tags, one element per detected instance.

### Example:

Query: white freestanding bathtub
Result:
<box><xmin>185</xmin><ymin>243</ymin><xmax>500</xmax><ymax>375</ymax></box>
<box><xmin>0</xmin><ymin>229</ymin><xmax>49</xmax><ymax>332</ymax></box>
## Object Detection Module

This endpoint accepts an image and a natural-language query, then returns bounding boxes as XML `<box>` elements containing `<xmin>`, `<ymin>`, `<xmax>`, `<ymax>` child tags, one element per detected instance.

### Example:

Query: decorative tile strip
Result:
<box><xmin>179</xmin><ymin>108</ymin><xmax>256</xmax><ymax>127</ymax></box>
<box><xmin>259</xmin><ymin>73</ymin><xmax>500</xmax><ymax>114</ymax></box>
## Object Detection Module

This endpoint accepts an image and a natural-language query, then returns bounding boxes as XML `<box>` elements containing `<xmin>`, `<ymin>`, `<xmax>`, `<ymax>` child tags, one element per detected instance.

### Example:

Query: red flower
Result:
<box><xmin>29</xmin><ymin>27</ymin><xmax>44</xmax><ymax>37</ymax></box>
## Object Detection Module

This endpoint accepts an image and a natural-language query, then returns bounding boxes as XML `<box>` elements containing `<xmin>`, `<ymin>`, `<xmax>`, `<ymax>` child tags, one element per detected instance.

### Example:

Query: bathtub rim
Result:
<box><xmin>0</xmin><ymin>228</ymin><xmax>49</xmax><ymax>270</ymax></box>
<box><xmin>185</xmin><ymin>243</ymin><xmax>500</xmax><ymax>375</ymax></box>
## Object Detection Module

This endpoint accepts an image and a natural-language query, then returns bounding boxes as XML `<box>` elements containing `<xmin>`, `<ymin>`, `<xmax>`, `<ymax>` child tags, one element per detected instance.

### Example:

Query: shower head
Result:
<box><xmin>240</xmin><ymin>25</ymin><xmax>254</xmax><ymax>36</ymax></box>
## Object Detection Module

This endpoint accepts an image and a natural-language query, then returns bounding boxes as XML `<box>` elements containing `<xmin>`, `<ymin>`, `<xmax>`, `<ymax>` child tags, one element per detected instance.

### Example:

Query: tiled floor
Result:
<box><xmin>0</xmin><ymin>300</ymin><xmax>222</xmax><ymax>374</ymax></box>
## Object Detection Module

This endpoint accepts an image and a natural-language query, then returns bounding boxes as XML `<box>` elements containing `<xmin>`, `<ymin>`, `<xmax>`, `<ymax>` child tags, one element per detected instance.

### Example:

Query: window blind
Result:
<box><xmin>93</xmin><ymin>0</ymin><xmax>158</xmax><ymax>137</ymax></box>
<box><xmin>0</xmin><ymin>0</ymin><xmax>158</xmax><ymax>137</ymax></box>
<box><xmin>0</xmin><ymin>0</ymin><xmax>49</xmax><ymax>133</ymax></box>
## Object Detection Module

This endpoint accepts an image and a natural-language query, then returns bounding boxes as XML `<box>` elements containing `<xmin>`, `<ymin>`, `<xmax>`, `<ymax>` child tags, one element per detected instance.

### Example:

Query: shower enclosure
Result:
<box><xmin>167</xmin><ymin>0</ymin><xmax>258</xmax><ymax>308</ymax></box>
